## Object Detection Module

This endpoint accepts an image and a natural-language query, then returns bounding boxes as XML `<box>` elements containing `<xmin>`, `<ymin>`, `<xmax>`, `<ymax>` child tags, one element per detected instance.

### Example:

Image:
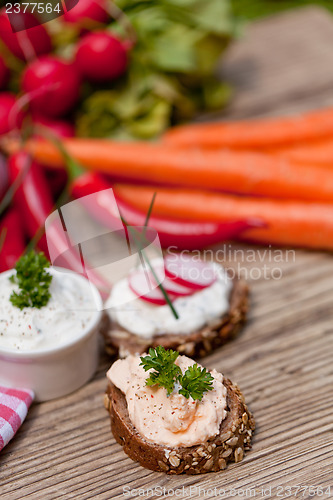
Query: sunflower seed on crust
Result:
<box><xmin>218</xmin><ymin>458</ymin><xmax>227</xmax><ymax>469</ymax></box>
<box><xmin>169</xmin><ymin>455</ymin><xmax>180</xmax><ymax>468</ymax></box>
<box><xmin>203</xmin><ymin>457</ymin><xmax>214</xmax><ymax>470</ymax></box>
<box><xmin>226</xmin><ymin>436</ymin><xmax>239</xmax><ymax>447</ymax></box>
<box><xmin>103</xmin><ymin>394</ymin><xmax>110</xmax><ymax>411</ymax></box>
<box><xmin>221</xmin><ymin>448</ymin><xmax>233</xmax><ymax>458</ymax></box>
<box><xmin>234</xmin><ymin>447</ymin><xmax>244</xmax><ymax>463</ymax></box>
<box><xmin>158</xmin><ymin>460</ymin><xmax>169</xmax><ymax>472</ymax></box>
<box><xmin>219</xmin><ymin>431</ymin><xmax>232</xmax><ymax>443</ymax></box>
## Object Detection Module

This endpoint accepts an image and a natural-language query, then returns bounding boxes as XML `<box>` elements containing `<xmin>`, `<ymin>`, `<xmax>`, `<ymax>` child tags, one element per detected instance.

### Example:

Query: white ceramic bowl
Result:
<box><xmin>0</xmin><ymin>269</ymin><xmax>103</xmax><ymax>402</ymax></box>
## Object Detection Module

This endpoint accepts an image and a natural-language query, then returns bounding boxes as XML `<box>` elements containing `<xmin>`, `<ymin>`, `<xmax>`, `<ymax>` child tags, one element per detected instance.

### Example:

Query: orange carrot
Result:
<box><xmin>6</xmin><ymin>137</ymin><xmax>333</xmax><ymax>203</ymax></box>
<box><xmin>272</xmin><ymin>140</ymin><xmax>333</xmax><ymax>166</ymax></box>
<box><xmin>163</xmin><ymin>107</ymin><xmax>333</xmax><ymax>149</ymax></box>
<box><xmin>114</xmin><ymin>184</ymin><xmax>333</xmax><ymax>250</ymax></box>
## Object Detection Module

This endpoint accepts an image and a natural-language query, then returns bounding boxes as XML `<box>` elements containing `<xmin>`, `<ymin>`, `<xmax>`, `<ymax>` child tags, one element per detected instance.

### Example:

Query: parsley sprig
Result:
<box><xmin>140</xmin><ymin>346</ymin><xmax>214</xmax><ymax>400</ymax></box>
<box><xmin>9</xmin><ymin>251</ymin><xmax>52</xmax><ymax>310</ymax></box>
<box><xmin>178</xmin><ymin>364</ymin><xmax>214</xmax><ymax>400</ymax></box>
<box><xmin>140</xmin><ymin>346</ymin><xmax>182</xmax><ymax>396</ymax></box>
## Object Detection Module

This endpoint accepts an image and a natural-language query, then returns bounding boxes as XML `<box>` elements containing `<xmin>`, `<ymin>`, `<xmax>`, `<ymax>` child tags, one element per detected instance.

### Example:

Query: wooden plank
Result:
<box><xmin>1</xmin><ymin>6</ymin><xmax>333</xmax><ymax>499</ymax></box>
<box><xmin>218</xmin><ymin>6</ymin><xmax>333</xmax><ymax>118</ymax></box>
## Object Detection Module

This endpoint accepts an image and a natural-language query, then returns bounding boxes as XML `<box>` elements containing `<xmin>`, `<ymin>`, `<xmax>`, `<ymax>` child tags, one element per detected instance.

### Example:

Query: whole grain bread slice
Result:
<box><xmin>102</xmin><ymin>278</ymin><xmax>248</xmax><ymax>359</ymax></box>
<box><xmin>104</xmin><ymin>377</ymin><xmax>255</xmax><ymax>474</ymax></box>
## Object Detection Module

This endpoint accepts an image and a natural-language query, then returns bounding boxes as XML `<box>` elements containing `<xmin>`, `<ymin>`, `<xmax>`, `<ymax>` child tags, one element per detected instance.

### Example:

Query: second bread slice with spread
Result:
<box><xmin>105</xmin><ymin>350</ymin><xmax>255</xmax><ymax>474</ymax></box>
<box><xmin>103</xmin><ymin>259</ymin><xmax>248</xmax><ymax>358</ymax></box>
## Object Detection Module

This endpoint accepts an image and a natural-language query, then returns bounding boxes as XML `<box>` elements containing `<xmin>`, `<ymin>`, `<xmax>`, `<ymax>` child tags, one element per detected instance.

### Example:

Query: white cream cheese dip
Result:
<box><xmin>0</xmin><ymin>268</ymin><xmax>97</xmax><ymax>352</ymax></box>
<box><xmin>105</xmin><ymin>261</ymin><xmax>232</xmax><ymax>339</ymax></box>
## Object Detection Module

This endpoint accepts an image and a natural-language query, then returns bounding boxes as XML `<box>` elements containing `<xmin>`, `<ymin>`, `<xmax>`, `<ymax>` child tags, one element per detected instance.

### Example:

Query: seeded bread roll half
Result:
<box><xmin>104</xmin><ymin>377</ymin><xmax>255</xmax><ymax>474</ymax></box>
<box><xmin>102</xmin><ymin>279</ymin><xmax>248</xmax><ymax>359</ymax></box>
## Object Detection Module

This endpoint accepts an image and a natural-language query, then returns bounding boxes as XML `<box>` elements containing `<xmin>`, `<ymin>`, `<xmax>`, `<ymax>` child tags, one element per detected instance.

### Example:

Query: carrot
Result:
<box><xmin>272</xmin><ymin>140</ymin><xmax>333</xmax><ymax>166</ymax></box>
<box><xmin>163</xmin><ymin>107</ymin><xmax>333</xmax><ymax>149</ymax></box>
<box><xmin>6</xmin><ymin>137</ymin><xmax>333</xmax><ymax>203</ymax></box>
<box><xmin>114</xmin><ymin>184</ymin><xmax>333</xmax><ymax>250</ymax></box>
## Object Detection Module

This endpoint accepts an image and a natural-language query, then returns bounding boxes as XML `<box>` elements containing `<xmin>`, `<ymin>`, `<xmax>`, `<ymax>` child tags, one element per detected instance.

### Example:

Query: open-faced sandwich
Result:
<box><xmin>105</xmin><ymin>346</ymin><xmax>255</xmax><ymax>474</ymax></box>
<box><xmin>103</xmin><ymin>254</ymin><xmax>248</xmax><ymax>358</ymax></box>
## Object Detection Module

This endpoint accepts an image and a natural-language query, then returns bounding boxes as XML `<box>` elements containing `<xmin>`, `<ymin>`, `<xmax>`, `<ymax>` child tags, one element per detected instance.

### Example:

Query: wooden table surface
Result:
<box><xmin>1</xmin><ymin>6</ymin><xmax>333</xmax><ymax>499</ymax></box>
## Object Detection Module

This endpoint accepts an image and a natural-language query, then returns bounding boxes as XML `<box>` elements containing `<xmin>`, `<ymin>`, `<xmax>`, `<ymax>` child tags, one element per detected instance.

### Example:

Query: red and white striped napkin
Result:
<box><xmin>0</xmin><ymin>386</ymin><xmax>34</xmax><ymax>451</ymax></box>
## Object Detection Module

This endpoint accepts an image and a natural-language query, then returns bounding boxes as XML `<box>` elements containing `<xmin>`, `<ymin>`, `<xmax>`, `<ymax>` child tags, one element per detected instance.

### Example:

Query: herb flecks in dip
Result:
<box><xmin>0</xmin><ymin>269</ymin><xmax>96</xmax><ymax>352</ymax></box>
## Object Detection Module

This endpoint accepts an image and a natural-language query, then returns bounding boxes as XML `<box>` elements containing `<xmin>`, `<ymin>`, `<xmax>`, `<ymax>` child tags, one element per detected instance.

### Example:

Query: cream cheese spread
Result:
<box><xmin>105</xmin><ymin>261</ymin><xmax>232</xmax><ymax>339</ymax></box>
<box><xmin>0</xmin><ymin>269</ymin><xmax>96</xmax><ymax>352</ymax></box>
<box><xmin>107</xmin><ymin>354</ymin><xmax>227</xmax><ymax>447</ymax></box>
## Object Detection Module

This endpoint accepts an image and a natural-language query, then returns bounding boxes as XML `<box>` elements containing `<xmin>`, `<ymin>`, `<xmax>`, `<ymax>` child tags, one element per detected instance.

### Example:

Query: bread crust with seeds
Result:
<box><xmin>104</xmin><ymin>377</ymin><xmax>255</xmax><ymax>474</ymax></box>
<box><xmin>102</xmin><ymin>278</ymin><xmax>248</xmax><ymax>359</ymax></box>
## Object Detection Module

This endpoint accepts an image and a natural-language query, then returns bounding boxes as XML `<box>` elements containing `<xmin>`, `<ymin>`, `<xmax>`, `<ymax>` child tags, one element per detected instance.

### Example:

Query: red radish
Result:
<box><xmin>0</xmin><ymin>55</ymin><xmax>9</xmax><ymax>89</ymax></box>
<box><xmin>0</xmin><ymin>92</ymin><xmax>24</xmax><ymax>135</ymax></box>
<box><xmin>128</xmin><ymin>269</ymin><xmax>177</xmax><ymax>306</ymax></box>
<box><xmin>146</xmin><ymin>263</ymin><xmax>195</xmax><ymax>297</ymax></box>
<box><xmin>63</xmin><ymin>0</ymin><xmax>109</xmax><ymax>25</ymax></box>
<box><xmin>0</xmin><ymin>9</ymin><xmax>52</xmax><ymax>61</ymax></box>
<box><xmin>21</xmin><ymin>56</ymin><xmax>81</xmax><ymax>118</ymax></box>
<box><xmin>160</xmin><ymin>276</ymin><xmax>195</xmax><ymax>297</ymax></box>
<box><xmin>164</xmin><ymin>255</ymin><xmax>217</xmax><ymax>290</ymax></box>
<box><xmin>75</xmin><ymin>31</ymin><xmax>127</xmax><ymax>82</ymax></box>
<box><xmin>32</xmin><ymin>115</ymin><xmax>75</xmax><ymax>138</ymax></box>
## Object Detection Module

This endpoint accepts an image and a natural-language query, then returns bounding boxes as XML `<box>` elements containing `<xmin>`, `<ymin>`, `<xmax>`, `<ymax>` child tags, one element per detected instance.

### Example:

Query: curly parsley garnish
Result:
<box><xmin>178</xmin><ymin>363</ymin><xmax>214</xmax><ymax>400</ymax></box>
<box><xmin>140</xmin><ymin>346</ymin><xmax>214</xmax><ymax>400</ymax></box>
<box><xmin>9</xmin><ymin>251</ymin><xmax>52</xmax><ymax>310</ymax></box>
<box><xmin>140</xmin><ymin>346</ymin><xmax>182</xmax><ymax>396</ymax></box>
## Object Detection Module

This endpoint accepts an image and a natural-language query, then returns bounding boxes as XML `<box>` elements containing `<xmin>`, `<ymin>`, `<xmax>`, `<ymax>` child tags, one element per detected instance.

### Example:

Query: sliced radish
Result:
<box><xmin>128</xmin><ymin>269</ymin><xmax>177</xmax><ymax>306</ymax></box>
<box><xmin>164</xmin><ymin>255</ymin><xmax>217</xmax><ymax>290</ymax></box>
<box><xmin>147</xmin><ymin>263</ymin><xmax>195</xmax><ymax>297</ymax></box>
<box><xmin>161</xmin><ymin>276</ymin><xmax>195</xmax><ymax>297</ymax></box>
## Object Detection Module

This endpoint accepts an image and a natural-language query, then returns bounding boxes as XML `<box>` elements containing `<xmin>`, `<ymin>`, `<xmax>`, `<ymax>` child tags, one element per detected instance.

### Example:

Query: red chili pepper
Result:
<box><xmin>8</xmin><ymin>151</ymin><xmax>109</xmax><ymax>296</ymax></box>
<box><xmin>71</xmin><ymin>172</ymin><xmax>265</xmax><ymax>250</ymax></box>
<box><xmin>0</xmin><ymin>207</ymin><xmax>25</xmax><ymax>272</ymax></box>
<box><xmin>8</xmin><ymin>152</ymin><xmax>52</xmax><ymax>253</ymax></box>
<box><xmin>115</xmin><ymin>196</ymin><xmax>265</xmax><ymax>250</ymax></box>
<box><xmin>0</xmin><ymin>153</ymin><xmax>8</xmax><ymax>202</ymax></box>
<box><xmin>44</xmin><ymin>166</ymin><xmax>68</xmax><ymax>201</ymax></box>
